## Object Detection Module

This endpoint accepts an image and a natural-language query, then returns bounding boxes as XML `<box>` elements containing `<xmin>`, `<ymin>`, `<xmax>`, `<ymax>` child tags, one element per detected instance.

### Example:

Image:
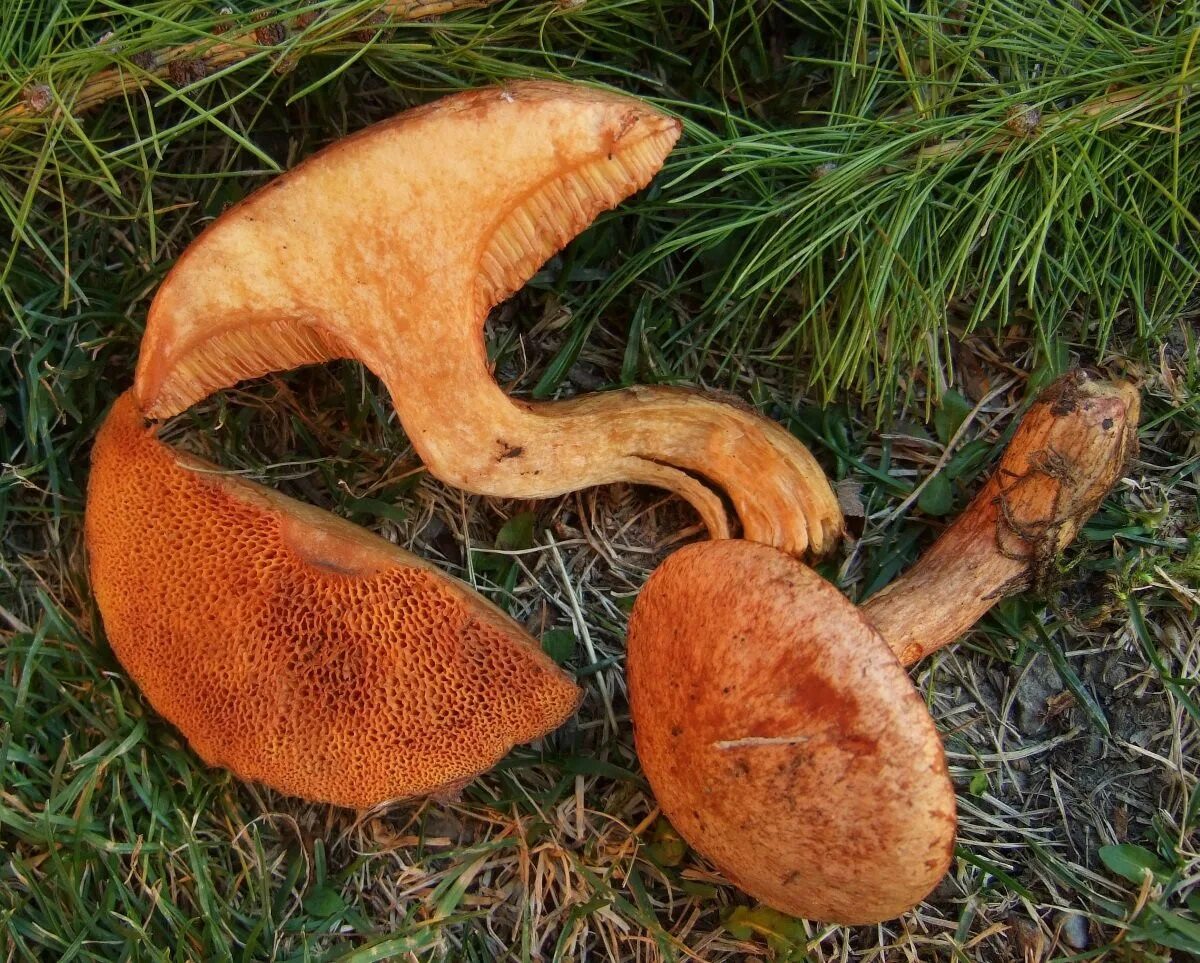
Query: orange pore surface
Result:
<box><xmin>85</xmin><ymin>391</ymin><xmax>580</xmax><ymax>808</ymax></box>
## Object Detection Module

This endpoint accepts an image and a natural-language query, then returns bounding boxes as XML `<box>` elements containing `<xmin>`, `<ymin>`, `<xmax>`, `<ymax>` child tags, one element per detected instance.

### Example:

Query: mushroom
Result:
<box><xmin>132</xmin><ymin>81</ymin><xmax>842</xmax><ymax>558</ymax></box>
<box><xmin>627</xmin><ymin>371</ymin><xmax>1139</xmax><ymax>924</ymax></box>
<box><xmin>86</xmin><ymin>390</ymin><xmax>581</xmax><ymax>808</ymax></box>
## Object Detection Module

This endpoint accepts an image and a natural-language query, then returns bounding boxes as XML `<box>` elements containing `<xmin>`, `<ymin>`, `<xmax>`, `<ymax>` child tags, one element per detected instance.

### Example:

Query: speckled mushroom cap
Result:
<box><xmin>131</xmin><ymin>81</ymin><xmax>843</xmax><ymax>558</ymax></box>
<box><xmin>627</xmin><ymin>540</ymin><xmax>956</xmax><ymax>924</ymax></box>
<box><xmin>86</xmin><ymin>391</ymin><xmax>581</xmax><ymax>808</ymax></box>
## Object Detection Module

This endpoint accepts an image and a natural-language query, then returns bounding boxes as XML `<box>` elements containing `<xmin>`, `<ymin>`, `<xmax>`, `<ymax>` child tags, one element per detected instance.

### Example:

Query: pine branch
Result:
<box><xmin>915</xmin><ymin>82</ymin><xmax>1192</xmax><ymax>163</ymax></box>
<box><xmin>1</xmin><ymin>0</ymin><xmax>500</xmax><ymax>143</ymax></box>
<box><xmin>3</xmin><ymin>0</ymin><xmax>1196</xmax><ymax>411</ymax></box>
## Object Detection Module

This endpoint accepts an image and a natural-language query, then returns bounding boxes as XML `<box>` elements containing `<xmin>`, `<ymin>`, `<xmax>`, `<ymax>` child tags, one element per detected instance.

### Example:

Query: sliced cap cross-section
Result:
<box><xmin>86</xmin><ymin>391</ymin><xmax>581</xmax><ymax>808</ymax></box>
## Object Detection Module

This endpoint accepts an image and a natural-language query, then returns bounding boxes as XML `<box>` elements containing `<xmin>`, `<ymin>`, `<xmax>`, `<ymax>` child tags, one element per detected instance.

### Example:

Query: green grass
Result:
<box><xmin>3</xmin><ymin>0</ymin><xmax>1200</xmax><ymax>959</ymax></box>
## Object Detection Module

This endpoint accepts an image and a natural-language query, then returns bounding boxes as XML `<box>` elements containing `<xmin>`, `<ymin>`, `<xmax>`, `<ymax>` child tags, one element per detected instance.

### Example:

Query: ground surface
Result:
<box><xmin>3</xmin><ymin>1</ymin><xmax>1199</xmax><ymax>961</ymax></box>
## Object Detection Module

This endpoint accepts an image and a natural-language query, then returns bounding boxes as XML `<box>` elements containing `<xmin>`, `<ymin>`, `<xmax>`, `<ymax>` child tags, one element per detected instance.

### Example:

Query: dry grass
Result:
<box><xmin>18</xmin><ymin>318</ymin><xmax>1182</xmax><ymax>961</ymax></box>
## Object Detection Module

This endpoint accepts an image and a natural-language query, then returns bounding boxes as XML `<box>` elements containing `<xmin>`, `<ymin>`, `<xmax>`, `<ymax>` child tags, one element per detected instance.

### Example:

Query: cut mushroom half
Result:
<box><xmin>86</xmin><ymin>390</ymin><xmax>581</xmax><ymax>808</ymax></box>
<box><xmin>627</xmin><ymin>371</ymin><xmax>1139</xmax><ymax>924</ymax></box>
<box><xmin>133</xmin><ymin>81</ymin><xmax>842</xmax><ymax>558</ymax></box>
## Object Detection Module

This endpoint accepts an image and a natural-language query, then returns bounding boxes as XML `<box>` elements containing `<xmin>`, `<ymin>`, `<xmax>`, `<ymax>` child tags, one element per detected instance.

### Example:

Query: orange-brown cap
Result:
<box><xmin>85</xmin><ymin>391</ymin><xmax>581</xmax><ymax>808</ymax></box>
<box><xmin>627</xmin><ymin>540</ymin><xmax>956</xmax><ymax>924</ymax></box>
<box><xmin>133</xmin><ymin>81</ymin><xmax>684</xmax><ymax>420</ymax></box>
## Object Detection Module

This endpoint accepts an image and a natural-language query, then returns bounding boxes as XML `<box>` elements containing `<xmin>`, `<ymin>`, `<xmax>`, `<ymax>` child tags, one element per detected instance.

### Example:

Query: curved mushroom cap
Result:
<box><xmin>627</xmin><ymin>540</ymin><xmax>955</xmax><ymax>924</ymax></box>
<box><xmin>134</xmin><ymin>81</ymin><xmax>684</xmax><ymax>418</ymax></box>
<box><xmin>131</xmin><ymin>80</ymin><xmax>843</xmax><ymax>558</ymax></box>
<box><xmin>86</xmin><ymin>391</ymin><xmax>580</xmax><ymax>808</ymax></box>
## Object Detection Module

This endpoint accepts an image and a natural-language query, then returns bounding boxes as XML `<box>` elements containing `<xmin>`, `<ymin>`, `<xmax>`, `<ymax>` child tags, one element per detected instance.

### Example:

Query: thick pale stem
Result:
<box><xmin>546</xmin><ymin>388</ymin><xmax>844</xmax><ymax>556</ymax></box>
<box><xmin>388</xmin><ymin>363</ymin><xmax>844</xmax><ymax>558</ymax></box>
<box><xmin>861</xmin><ymin>371</ymin><xmax>1139</xmax><ymax>667</ymax></box>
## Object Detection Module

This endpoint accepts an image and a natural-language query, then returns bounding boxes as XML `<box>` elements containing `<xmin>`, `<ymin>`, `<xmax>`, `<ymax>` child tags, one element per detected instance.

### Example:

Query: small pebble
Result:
<box><xmin>835</xmin><ymin>477</ymin><xmax>865</xmax><ymax>518</ymax></box>
<box><xmin>1059</xmin><ymin>911</ymin><xmax>1089</xmax><ymax>949</ymax></box>
<box><xmin>1005</xmin><ymin>103</ymin><xmax>1042</xmax><ymax>136</ymax></box>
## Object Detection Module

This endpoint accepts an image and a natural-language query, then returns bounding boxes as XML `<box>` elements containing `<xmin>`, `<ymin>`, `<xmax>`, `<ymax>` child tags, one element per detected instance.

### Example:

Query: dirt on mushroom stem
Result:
<box><xmin>862</xmin><ymin>369</ymin><xmax>1140</xmax><ymax>665</ymax></box>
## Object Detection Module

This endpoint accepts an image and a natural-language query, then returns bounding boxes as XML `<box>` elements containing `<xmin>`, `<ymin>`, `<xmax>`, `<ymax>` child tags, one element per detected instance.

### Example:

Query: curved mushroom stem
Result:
<box><xmin>861</xmin><ymin>370</ymin><xmax>1140</xmax><ymax>666</ymax></box>
<box><xmin>548</xmin><ymin>388</ymin><xmax>843</xmax><ymax>556</ymax></box>
<box><xmin>387</xmin><ymin>363</ymin><xmax>843</xmax><ymax>557</ymax></box>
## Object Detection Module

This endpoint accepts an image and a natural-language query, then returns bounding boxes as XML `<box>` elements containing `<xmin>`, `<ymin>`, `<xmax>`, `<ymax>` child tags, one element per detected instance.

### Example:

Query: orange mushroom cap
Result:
<box><xmin>628</xmin><ymin>541</ymin><xmax>956</xmax><ymax>924</ymax></box>
<box><xmin>86</xmin><ymin>391</ymin><xmax>580</xmax><ymax>808</ymax></box>
<box><xmin>132</xmin><ymin>81</ymin><xmax>843</xmax><ymax>558</ymax></box>
<box><xmin>627</xmin><ymin>371</ymin><xmax>1140</xmax><ymax>924</ymax></box>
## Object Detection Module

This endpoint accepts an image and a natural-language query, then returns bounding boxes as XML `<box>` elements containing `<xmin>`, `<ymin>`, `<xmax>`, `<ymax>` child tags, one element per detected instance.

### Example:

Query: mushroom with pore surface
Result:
<box><xmin>86</xmin><ymin>390</ymin><xmax>581</xmax><ymax>808</ymax></box>
<box><xmin>627</xmin><ymin>370</ymin><xmax>1139</xmax><ymax>924</ymax></box>
<box><xmin>133</xmin><ymin>81</ymin><xmax>843</xmax><ymax>558</ymax></box>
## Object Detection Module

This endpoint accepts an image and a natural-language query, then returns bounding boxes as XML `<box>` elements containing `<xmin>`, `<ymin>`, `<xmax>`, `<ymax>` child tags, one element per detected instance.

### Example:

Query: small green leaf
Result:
<box><xmin>1148</xmin><ymin>901</ymin><xmax>1200</xmax><ymax>945</ymax></box>
<box><xmin>934</xmin><ymin>389</ymin><xmax>973</xmax><ymax>444</ymax></box>
<box><xmin>723</xmin><ymin>905</ymin><xmax>806</xmax><ymax>948</ymax></box>
<box><xmin>620</xmin><ymin>296</ymin><xmax>649</xmax><ymax>386</ymax></box>
<box><xmin>955</xmin><ymin>846</ymin><xmax>1034</xmax><ymax>898</ymax></box>
<box><xmin>559</xmin><ymin>756</ymin><xmax>644</xmax><ymax>783</ymax></box>
<box><xmin>533</xmin><ymin>318</ymin><xmax>594</xmax><ymax>398</ymax></box>
<box><xmin>332</xmin><ymin>931</ymin><xmax>438</xmax><ymax>962</ymax></box>
<box><xmin>470</xmin><ymin>551</ymin><xmax>508</xmax><ymax>575</ymax></box>
<box><xmin>945</xmin><ymin>438</ymin><xmax>992</xmax><ymax>481</ymax></box>
<box><xmin>541</xmin><ymin>629</ymin><xmax>575</xmax><ymax>665</ymax></box>
<box><xmin>1029</xmin><ymin>622</ymin><xmax>1110</xmax><ymax>735</ymax></box>
<box><xmin>969</xmin><ymin>770</ymin><xmax>989</xmax><ymax>795</ymax></box>
<box><xmin>272</xmin><ymin>846</ymin><xmax>307</xmax><ymax>920</ymax></box>
<box><xmin>343</xmin><ymin>495</ymin><xmax>409</xmax><ymax>526</ymax></box>
<box><xmin>1098</xmin><ymin>843</ymin><xmax>1170</xmax><ymax>884</ymax></box>
<box><xmin>645</xmin><ymin>818</ymin><xmax>688</xmax><ymax>867</ymax></box>
<box><xmin>496</xmin><ymin>511</ymin><xmax>537</xmax><ymax>552</ymax></box>
<box><xmin>303</xmin><ymin>883</ymin><xmax>346</xmax><ymax>917</ymax></box>
<box><xmin>918</xmin><ymin>473</ymin><xmax>955</xmax><ymax>516</ymax></box>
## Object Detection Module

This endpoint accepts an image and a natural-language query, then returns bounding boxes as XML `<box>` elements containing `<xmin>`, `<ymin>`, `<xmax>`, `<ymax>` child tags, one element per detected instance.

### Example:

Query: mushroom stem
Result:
<box><xmin>861</xmin><ymin>370</ymin><xmax>1140</xmax><ymax>667</ymax></box>
<box><xmin>387</xmin><ymin>363</ymin><xmax>842</xmax><ymax>556</ymax></box>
